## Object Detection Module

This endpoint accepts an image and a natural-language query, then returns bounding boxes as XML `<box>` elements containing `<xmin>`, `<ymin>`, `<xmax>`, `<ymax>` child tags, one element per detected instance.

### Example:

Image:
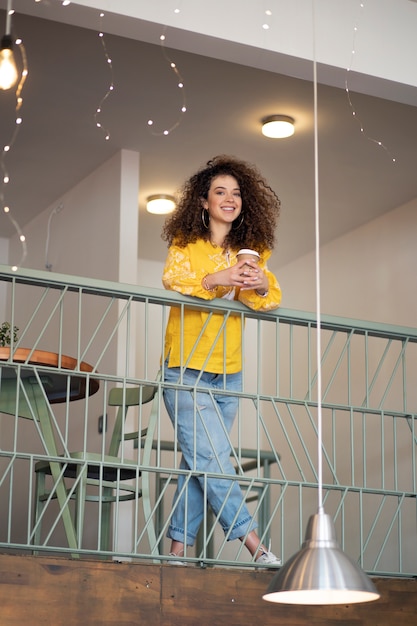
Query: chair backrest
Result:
<box><xmin>107</xmin><ymin>384</ymin><xmax>157</xmax><ymax>457</ymax></box>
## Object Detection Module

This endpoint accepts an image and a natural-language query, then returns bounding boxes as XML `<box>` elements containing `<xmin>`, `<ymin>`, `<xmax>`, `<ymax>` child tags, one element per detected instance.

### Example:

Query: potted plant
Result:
<box><xmin>0</xmin><ymin>322</ymin><xmax>19</xmax><ymax>347</ymax></box>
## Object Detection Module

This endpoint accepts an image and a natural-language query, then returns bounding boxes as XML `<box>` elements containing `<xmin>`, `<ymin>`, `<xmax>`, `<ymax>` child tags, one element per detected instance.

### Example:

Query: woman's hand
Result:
<box><xmin>204</xmin><ymin>259</ymin><xmax>269</xmax><ymax>293</ymax></box>
<box><xmin>237</xmin><ymin>259</ymin><xmax>269</xmax><ymax>294</ymax></box>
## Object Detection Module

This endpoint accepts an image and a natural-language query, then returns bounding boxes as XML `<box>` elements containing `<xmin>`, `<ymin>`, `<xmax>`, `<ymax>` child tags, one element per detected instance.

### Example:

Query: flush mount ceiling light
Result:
<box><xmin>261</xmin><ymin>115</ymin><xmax>295</xmax><ymax>138</ymax></box>
<box><xmin>146</xmin><ymin>194</ymin><xmax>176</xmax><ymax>215</ymax></box>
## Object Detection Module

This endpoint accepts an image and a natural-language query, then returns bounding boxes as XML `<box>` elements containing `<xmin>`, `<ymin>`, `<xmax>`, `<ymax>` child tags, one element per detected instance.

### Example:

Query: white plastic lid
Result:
<box><xmin>237</xmin><ymin>248</ymin><xmax>260</xmax><ymax>258</ymax></box>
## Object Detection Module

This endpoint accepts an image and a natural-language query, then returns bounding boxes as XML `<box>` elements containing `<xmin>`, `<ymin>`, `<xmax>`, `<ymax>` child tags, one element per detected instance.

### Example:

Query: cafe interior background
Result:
<box><xmin>0</xmin><ymin>0</ymin><xmax>417</xmax><ymax>558</ymax></box>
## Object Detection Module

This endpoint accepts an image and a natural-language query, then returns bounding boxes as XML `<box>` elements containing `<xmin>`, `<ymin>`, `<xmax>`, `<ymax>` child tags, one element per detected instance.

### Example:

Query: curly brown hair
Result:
<box><xmin>161</xmin><ymin>155</ymin><xmax>281</xmax><ymax>253</ymax></box>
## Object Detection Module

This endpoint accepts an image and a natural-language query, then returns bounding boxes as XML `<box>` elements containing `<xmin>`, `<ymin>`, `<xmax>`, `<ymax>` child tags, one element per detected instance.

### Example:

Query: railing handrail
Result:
<box><xmin>1</xmin><ymin>264</ymin><xmax>416</xmax><ymax>341</ymax></box>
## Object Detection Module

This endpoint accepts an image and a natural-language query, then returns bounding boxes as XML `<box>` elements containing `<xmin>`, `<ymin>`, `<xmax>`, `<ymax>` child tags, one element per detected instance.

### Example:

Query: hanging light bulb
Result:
<box><xmin>0</xmin><ymin>0</ymin><xmax>18</xmax><ymax>90</ymax></box>
<box><xmin>0</xmin><ymin>35</ymin><xmax>18</xmax><ymax>90</ymax></box>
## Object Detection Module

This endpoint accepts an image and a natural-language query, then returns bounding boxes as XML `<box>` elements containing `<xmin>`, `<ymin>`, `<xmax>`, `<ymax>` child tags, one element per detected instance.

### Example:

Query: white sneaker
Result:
<box><xmin>168</xmin><ymin>552</ymin><xmax>187</xmax><ymax>566</ymax></box>
<box><xmin>255</xmin><ymin>550</ymin><xmax>281</xmax><ymax>566</ymax></box>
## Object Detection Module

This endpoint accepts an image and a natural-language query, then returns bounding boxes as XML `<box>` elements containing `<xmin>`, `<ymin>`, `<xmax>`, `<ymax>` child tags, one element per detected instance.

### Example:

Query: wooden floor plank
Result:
<box><xmin>0</xmin><ymin>553</ymin><xmax>415</xmax><ymax>625</ymax></box>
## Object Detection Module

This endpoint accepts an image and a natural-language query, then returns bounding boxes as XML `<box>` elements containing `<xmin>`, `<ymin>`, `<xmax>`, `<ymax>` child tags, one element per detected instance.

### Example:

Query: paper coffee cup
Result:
<box><xmin>237</xmin><ymin>248</ymin><xmax>260</xmax><ymax>263</ymax></box>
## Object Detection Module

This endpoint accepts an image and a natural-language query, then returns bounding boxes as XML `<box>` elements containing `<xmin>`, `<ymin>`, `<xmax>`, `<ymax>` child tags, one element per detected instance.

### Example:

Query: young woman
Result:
<box><xmin>161</xmin><ymin>155</ymin><xmax>282</xmax><ymax>565</ymax></box>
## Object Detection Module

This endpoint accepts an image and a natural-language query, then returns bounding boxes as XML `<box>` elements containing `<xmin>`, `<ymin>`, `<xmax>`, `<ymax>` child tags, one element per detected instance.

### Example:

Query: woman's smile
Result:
<box><xmin>203</xmin><ymin>174</ymin><xmax>242</xmax><ymax>225</ymax></box>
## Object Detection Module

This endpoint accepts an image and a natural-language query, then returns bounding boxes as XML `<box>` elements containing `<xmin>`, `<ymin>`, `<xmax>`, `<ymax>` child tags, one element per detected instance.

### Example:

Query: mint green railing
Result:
<box><xmin>0</xmin><ymin>265</ymin><xmax>416</xmax><ymax>576</ymax></box>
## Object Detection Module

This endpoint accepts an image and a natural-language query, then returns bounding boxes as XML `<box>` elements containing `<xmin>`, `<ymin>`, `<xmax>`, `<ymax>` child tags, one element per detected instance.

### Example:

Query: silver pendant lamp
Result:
<box><xmin>263</xmin><ymin>508</ymin><xmax>380</xmax><ymax>605</ymax></box>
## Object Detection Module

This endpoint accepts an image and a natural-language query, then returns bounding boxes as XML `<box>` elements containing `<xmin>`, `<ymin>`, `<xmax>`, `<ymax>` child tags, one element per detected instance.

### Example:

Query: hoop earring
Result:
<box><xmin>232</xmin><ymin>213</ymin><xmax>244</xmax><ymax>230</ymax></box>
<box><xmin>202</xmin><ymin>209</ymin><xmax>210</xmax><ymax>229</ymax></box>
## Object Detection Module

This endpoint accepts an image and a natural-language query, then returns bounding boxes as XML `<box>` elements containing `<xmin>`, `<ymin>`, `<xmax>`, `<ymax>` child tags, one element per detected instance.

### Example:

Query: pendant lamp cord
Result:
<box><xmin>5</xmin><ymin>0</ymin><xmax>13</xmax><ymax>35</ymax></box>
<box><xmin>312</xmin><ymin>0</ymin><xmax>323</xmax><ymax>513</ymax></box>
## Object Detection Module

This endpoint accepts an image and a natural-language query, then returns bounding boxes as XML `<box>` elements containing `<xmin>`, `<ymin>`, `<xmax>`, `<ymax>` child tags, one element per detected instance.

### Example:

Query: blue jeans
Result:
<box><xmin>163</xmin><ymin>364</ymin><xmax>257</xmax><ymax>546</ymax></box>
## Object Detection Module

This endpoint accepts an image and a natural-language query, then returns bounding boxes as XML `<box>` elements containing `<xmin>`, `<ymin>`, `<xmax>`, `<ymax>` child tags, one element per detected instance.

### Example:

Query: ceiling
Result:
<box><xmin>1</xmin><ymin>2</ymin><xmax>417</xmax><ymax>270</ymax></box>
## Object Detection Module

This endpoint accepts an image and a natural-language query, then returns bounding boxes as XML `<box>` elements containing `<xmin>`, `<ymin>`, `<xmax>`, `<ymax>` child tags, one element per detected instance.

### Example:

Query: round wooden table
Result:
<box><xmin>0</xmin><ymin>347</ymin><xmax>100</xmax><ymax>552</ymax></box>
<box><xmin>0</xmin><ymin>347</ymin><xmax>99</xmax><ymax>402</ymax></box>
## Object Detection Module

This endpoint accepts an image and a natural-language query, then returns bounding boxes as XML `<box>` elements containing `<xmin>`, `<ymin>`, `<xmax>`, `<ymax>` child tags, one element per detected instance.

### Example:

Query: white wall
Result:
<box><xmin>8</xmin><ymin>150</ymin><xmax>138</xmax><ymax>282</ymax></box>
<box><xmin>278</xmin><ymin>197</ymin><xmax>417</xmax><ymax>328</ymax></box>
<box><xmin>137</xmin><ymin>256</ymin><xmax>165</xmax><ymax>290</ymax></box>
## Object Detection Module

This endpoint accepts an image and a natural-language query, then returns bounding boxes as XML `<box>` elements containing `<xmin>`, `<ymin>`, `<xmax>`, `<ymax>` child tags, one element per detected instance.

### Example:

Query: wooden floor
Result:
<box><xmin>0</xmin><ymin>553</ymin><xmax>416</xmax><ymax>625</ymax></box>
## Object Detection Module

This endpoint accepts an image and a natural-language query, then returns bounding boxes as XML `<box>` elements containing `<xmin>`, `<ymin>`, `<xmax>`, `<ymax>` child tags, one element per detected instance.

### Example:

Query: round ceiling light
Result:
<box><xmin>146</xmin><ymin>194</ymin><xmax>176</xmax><ymax>215</ymax></box>
<box><xmin>261</xmin><ymin>115</ymin><xmax>295</xmax><ymax>139</ymax></box>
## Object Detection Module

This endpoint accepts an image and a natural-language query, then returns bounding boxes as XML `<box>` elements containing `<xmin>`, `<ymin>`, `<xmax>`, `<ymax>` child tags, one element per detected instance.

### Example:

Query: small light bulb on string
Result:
<box><xmin>93</xmin><ymin>12</ymin><xmax>114</xmax><ymax>141</ymax></box>
<box><xmin>262</xmin><ymin>8</ymin><xmax>272</xmax><ymax>30</ymax></box>
<box><xmin>147</xmin><ymin>29</ymin><xmax>187</xmax><ymax>137</ymax></box>
<box><xmin>345</xmin><ymin>1</ymin><xmax>396</xmax><ymax>163</ymax></box>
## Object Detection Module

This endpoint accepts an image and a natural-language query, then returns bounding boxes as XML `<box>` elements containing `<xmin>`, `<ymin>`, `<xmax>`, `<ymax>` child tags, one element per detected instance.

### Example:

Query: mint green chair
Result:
<box><xmin>33</xmin><ymin>384</ymin><xmax>157</xmax><ymax>553</ymax></box>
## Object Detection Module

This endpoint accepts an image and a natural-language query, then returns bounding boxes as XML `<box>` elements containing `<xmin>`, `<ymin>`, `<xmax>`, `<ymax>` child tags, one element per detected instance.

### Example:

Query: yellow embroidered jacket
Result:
<box><xmin>162</xmin><ymin>240</ymin><xmax>282</xmax><ymax>373</ymax></box>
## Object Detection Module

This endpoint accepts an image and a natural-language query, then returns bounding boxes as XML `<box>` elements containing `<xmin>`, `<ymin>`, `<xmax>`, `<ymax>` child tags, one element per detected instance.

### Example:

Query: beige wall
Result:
<box><xmin>277</xmin><ymin>197</ymin><xmax>417</xmax><ymax>328</ymax></box>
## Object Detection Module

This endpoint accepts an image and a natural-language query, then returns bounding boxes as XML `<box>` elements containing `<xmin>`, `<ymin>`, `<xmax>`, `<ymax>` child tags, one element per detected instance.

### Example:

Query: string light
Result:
<box><xmin>1</xmin><ymin>21</ymin><xmax>28</xmax><ymax>270</ymax></box>
<box><xmin>147</xmin><ymin>29</ymin><xmax>187</xmax><ymax>136</ymax></box>
<box><xmin>345</xmin><ymin>1</ymin><xmax>396</xmax><ymax>162</ymax></box>
<box><xmin>262</xmin><ymin>8</ymin><xmax>272</xmax><ymax>30</ymax></box>
<box><xmin>93</xmin><ymin>12</ymin><xmax>114</xmax><ymax>141</ymax></box>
